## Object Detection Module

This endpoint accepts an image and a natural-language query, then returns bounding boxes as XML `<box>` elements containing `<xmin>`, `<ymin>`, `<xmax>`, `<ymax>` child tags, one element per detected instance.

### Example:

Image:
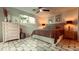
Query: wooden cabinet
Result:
<box><xmin>2</xmin><ymin>22</ymin><xmax>20</xmax><ymax>42</ymax></box>
<box><xmin>63</xmin><ymin>30</ymin><xmax>77</xmax><ymax>40</ymax></box>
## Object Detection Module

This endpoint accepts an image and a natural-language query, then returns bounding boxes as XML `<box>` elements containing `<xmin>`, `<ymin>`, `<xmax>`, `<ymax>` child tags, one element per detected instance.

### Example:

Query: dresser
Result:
<box><xmin>2</xmin><ymin>22</ymin><xmax>20</xmax><ymax>42</ymax></box>
<box><xmin>63</xmin><ymin>30</ymin><xmax>77</xmax><ymax>40</ymax></box>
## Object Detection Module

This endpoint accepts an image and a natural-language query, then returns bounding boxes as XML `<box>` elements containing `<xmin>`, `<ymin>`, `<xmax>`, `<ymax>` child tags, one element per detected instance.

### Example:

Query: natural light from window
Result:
<box><xmin>19</xmin><ymin>14</ymin><xmax>36</xmax><ymax>24</ymax></box>
<box><xmin>29</xmin><ymin>17</ymin><xmax>35</xmax><ymax>24</ymax></box>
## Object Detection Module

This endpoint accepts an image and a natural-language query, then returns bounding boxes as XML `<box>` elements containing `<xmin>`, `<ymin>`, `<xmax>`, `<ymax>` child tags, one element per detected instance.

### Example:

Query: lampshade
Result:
<box><xmin>66</xmin><ymin>21</ymin><xmax>73</xmax><ymax>24</ymax></box>
<box><xmin>42</xmin><ymin>24</ymin><xmax>45</xmax><ymax>26</ymax></box>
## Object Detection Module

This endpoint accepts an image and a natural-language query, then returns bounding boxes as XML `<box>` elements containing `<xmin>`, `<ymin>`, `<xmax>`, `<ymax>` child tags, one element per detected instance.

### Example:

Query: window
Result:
<box><xmin>19</xmin><ymin>15</ymin><xmax>28</xmax><ymax>24</ymax></box>
<box><xmin>19</xmin><ymin>14</ymin><xmax>36</xmax><ymax>24</ymax></box>
<box><xmin>29</xmin><ymin>17</ymin><xmax>36</xmax><ymax>24</ymax></box>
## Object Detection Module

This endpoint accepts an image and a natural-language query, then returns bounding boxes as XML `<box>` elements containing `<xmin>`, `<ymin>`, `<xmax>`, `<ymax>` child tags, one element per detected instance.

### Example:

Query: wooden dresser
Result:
<box><xmin>2</xmin><ymin>22</ymin><xmax>20</xmax><ymax>42</ymax></box>
<box><xmin>63</xmin><ymin>30</ymin><xmax>77</xmax><ymax>40</ymax></box>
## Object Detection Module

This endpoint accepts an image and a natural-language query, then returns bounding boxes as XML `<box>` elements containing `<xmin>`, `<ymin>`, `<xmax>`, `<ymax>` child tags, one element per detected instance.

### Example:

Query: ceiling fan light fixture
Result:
<box><xmin>39</xmin><ymin>9</ymin><xmax>43</xmax><ymax>12</ymax></box>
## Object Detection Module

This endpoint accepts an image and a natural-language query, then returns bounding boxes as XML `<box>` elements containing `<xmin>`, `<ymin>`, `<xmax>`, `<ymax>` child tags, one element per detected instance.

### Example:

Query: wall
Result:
<box><xmin>78</xmin><ymin>8</ymin><xmax>79</xmax><ymax>41</ymax></box>
<box><xmin>62</xmin><ymin>8</ymin><xmax>78</xmax><ymax>21</ymax></box>
<box><xmin>0</xmin><ymin>8</ymin><xmax>5</xmax><ymax>41</ymax></box>
<box><xmin>20</xmin><ymin>24</ymin><xmax>37</xmax><ymax>35</ymax></box>
<box><xmin>36</xmin><ymin>8</ymin><xmax>78</xmax><ymax>30</ymax></box>
<box><xmin>62</xmin><ymin>8</ymin><xmax>78</xmax><ymax>31</ymax></box>
<box><xmin>36</xmin><ymin>12</ymin><xmax>50</xmax><ymax>29</ymax></box>
<box><xmin>7</xmin><ymin>7</ymin><xmax>38</xmax><ymax>35</ymax></box>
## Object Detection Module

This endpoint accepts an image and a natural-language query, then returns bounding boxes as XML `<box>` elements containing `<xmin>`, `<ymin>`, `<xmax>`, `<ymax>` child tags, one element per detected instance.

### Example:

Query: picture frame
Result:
<box><xmin>48</xmin><ymin>16</ymin><xmax>55</xmax><ymax>24</ymax></box>
<box><xmin>55</xmin><ymin>14</ymin><xmax>62</xmax><ymax>22</ymax></box>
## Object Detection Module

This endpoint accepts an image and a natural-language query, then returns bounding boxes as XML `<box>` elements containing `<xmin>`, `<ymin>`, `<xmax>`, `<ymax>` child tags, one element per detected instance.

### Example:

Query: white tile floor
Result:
<box><xmin>0</xmin><ymin>37</ymin><xmax>69</xmax><ymax>51</ymax></box>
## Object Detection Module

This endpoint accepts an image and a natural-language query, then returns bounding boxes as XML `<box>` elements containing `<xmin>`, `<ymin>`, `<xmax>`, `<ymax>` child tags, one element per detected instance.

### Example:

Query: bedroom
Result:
<box><xmin>0</xmin><ymin>7</ymin><xmax>79</xmax><ymax>51</ymax></box>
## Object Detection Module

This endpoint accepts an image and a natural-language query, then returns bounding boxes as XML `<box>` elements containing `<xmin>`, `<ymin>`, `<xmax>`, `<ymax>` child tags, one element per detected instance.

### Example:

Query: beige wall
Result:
<box><xmin>62</xmin><ymin>8</ymin><xmax>78</xmax><ymax>21</ymax></box>
<box><xmin>78</xmin><ymin>8</ymin><xmax>79</xmax><ymax>41</ymax></box>
<box><xmin>62</xmin><ymin>8</ymin><xmax>78</xmax><ymax>31</ymax></box>
<box><xmin>36</xmin><ymin>12</ymin><xmax>50</xmax><ymax>29</ymax></box>
<box><xmin>0</xmin><ymin>8</ymin><xmax>4</xmax><ymax>41</ymax></box>
<box><xmin>36</xmin><ymin>8</ymin><xmax>78</xmax><ymax>29</ymax></box>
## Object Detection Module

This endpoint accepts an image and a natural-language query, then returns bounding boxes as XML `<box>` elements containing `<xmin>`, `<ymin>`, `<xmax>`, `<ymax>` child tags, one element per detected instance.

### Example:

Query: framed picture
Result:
<box><xmin>48</xmin><ymin>16</ymin><xmax>55</xmax><ymax>24</ymax></box>
<box><xmin>55</xmin><ymin>14</ymin><xmax>62</xmax><ymax>22</ymax></box>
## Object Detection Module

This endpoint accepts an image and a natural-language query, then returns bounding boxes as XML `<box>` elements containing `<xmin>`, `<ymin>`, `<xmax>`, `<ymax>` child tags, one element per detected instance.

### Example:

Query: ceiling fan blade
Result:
<box><xmin>43</xmin><ymin>9</ymin><xmax>50</xmax><ymax>11</ymax></box>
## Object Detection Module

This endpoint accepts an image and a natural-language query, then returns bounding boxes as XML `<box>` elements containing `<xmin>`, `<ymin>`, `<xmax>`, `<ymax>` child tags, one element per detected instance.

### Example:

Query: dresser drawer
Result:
<box><xmin>2</xmin><ymin>22</ymin><xmax>20</xmax><ymax>42</ymax></box>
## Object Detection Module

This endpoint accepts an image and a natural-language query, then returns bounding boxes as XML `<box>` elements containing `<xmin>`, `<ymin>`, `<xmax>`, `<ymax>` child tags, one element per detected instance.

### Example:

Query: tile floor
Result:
<box><xmin>0</xmin><ymin>37</ymin><xmax>65</xmax><ymax>51</ymax></box>
<box><xmin>57</xmin><ymin>39</ymin><xmax>79</xmax><ymax>51</ymax></box>
<box><xmin>0</xmin><ymin>37</ymin><xmax>78</xmax><ymax>51</ymax></box>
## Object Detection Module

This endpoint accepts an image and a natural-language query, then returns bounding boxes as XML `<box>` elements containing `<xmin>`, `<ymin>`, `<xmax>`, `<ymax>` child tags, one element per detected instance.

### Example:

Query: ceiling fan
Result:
<box><xmin>32</xmin><ymin>7</ymin><xmax>50</xmax><ymax>13</ymax></box>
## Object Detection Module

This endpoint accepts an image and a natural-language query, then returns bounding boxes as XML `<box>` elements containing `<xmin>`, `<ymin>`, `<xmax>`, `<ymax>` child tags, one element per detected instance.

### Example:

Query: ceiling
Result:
<box><xmin>47</xmin><ymin>7</ymin><xmax>77</xmax><ymax>14</ymax></box>
<box><xmin>14</xmin><ymin>7</ymin><xmax>38</xmax><ymax>15</ymax></box>
<box><xmin>14</xmin><ymin>7</ymin><xmax>77</xmax><ymax>16</ymax></box>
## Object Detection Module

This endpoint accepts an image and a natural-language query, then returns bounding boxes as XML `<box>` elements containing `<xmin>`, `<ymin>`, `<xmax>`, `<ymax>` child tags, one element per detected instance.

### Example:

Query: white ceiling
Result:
<box><xmin>39</xmin><ymin>7</ymin><xmax>75</xmax><ymax>15</ymax></box>
<box><xmin>14</xmin><ymin>7</ymin><xmax>38</xmax><ymax>15</ymax></box>
<box><xmin>14</xmin><ymin>7</ymin><xmax>77</xmax><ymax>16</ymax></box>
